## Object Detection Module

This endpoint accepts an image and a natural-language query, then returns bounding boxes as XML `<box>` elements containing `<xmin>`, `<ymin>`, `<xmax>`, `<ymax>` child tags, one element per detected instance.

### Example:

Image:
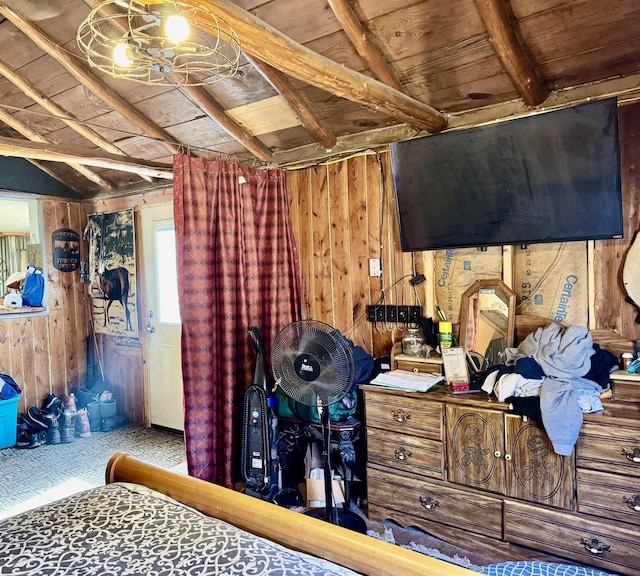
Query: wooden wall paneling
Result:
<box><xmin>32</xmin><ymin>315</ymin><xmax>50</xmax><ymax>405</ymax></box>
<box><xmin>594</xmin><ymin>104</ymin><xmax>640</xmax><ymax>340</ymax></box>
<box><xmin>345</xmin><ymin>155</ymin><xmax>371</xmax><ymax>351</ymax></box>
<box><xmin>56</xmin><ymin>201</ymin><xmax>78</xmax><ymax>394</ymax></box>
<box><xmin>366</xmin><ymin>153</ymin><xmax>392</xmax><ymax>355</ymax></box>
<box><xmin>328</xmin><ymin>161</ymin><xmax>352</xmax><ymax>333</ymax></box>
<box><xmin>8</xmin><ymin>318</ymin><xmax>27</xmax><ymax>409</ymax></box>
<box><xmin>20</xmin><ymin>319</ymin><xmax>37</xmax><ymax>409</ymax></box>
<box><xmin>41</xmin><ymin>199</ymin><xmax>67</xmax><ymax>397</ymax></box>
<box><xmin>102</xmin><ymin>338</ymin><xmax>145</xmax><ymax>424</ymax></box>
<box><xmin>294</xmin><ymin>167</ymin><xmax>314</xmax><ymax>320</ymax></box>
<box><xmin>311</xmin><ymin>165</ymin><xmax>333</xmax><ymax>324</ymax></box>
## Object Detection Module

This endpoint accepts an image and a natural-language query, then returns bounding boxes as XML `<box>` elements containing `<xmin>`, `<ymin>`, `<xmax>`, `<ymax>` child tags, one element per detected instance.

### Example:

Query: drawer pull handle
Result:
<box><xmin>504</xmin><ymin>453</ymin><xmax>512</xmax><ymax>461</ymax></box>
<box><xmin>622</xmin><ymin>494</ymin><xmax>640</xmax><ymax>512</ymax></box>
<box><xmin>419</xmin><ymin>495</ymin><xmax>439</xmax><ymax>511</ymax></box>
<box><xmin>621</xmin><ymin>447</ymin><xmax>640</xmax><ymax>463</ymax></box>
<box><xmin>394</xmin><ymin>447</ymin><xmax>413</xmax><ymax>461</ymax></box>
<box><xmin>581</xmin><ymin>537</ymin><xmax>610</xmax><ymax>555</ymax></box>
<box><xmin>494</xmin><ymin>450</ymin><xmax>502</xmax><ymax>458</ymax></box>
<box><xmin>392</xmin><ymin>409</ymin><xmax>411</xmax><ymax>423</ymax></box>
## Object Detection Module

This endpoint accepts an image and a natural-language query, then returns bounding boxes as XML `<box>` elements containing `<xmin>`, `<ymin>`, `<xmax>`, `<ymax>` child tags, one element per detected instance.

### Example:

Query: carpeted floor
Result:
<box><xmin>0</xmin><ymin>423</ymin><xmax>186</xmax><ymax>520</ymax></box>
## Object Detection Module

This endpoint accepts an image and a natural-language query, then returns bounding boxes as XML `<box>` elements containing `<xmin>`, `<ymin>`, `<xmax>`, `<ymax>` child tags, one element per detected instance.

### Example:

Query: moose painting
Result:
<box><xmin>99</xmin><ymin>266</ymin><xmax>132</xmax><ymax>332</ymax></box>
<box><xmin>85</xmin><ymin>209</ymin><xmax>138</xmax><ymax>337</ymax></box>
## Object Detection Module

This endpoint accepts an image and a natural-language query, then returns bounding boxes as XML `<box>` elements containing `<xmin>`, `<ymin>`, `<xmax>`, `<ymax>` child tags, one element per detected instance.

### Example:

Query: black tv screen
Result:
<box><xmin>390</xmin><ymin>98</ymin><xmax>623</xmax><ymax>252</ymax></box>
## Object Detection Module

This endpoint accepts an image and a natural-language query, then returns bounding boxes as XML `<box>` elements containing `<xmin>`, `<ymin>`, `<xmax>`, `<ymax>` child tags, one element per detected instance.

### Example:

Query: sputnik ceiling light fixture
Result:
<box><xmin>77</xmin><ymin>0</ymin><xmax>241</xmax><ymax>86</ymax></box>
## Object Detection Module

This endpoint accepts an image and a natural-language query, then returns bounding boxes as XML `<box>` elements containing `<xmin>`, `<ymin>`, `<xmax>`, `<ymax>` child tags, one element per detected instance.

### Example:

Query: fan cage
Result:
<box><xmin>272</xmin><ymin>320</ymin><xmax>355</xmax><ymax>408</ymax></box>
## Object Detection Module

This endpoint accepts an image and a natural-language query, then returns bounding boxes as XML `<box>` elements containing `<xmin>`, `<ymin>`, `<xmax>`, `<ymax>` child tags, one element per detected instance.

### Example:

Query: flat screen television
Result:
<box><xmin>390</xmin><ymin>98</ymin><xmax>623</xmax><ymax>252</ymax></box>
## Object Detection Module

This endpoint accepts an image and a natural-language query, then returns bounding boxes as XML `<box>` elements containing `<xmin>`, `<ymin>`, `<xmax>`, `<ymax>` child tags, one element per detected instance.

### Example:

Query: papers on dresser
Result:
<box><xmin>370</xmin><ymin>369</ymin><xmax>444</xmax><ymax>392</ymax></box>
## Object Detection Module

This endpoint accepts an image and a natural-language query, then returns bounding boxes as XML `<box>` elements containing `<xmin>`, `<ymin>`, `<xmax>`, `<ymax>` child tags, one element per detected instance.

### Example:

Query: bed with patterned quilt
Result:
<box><xmin>0</xmin><ymin>453</ymin><xmax>621</xmax><ymax>576</ymax></box>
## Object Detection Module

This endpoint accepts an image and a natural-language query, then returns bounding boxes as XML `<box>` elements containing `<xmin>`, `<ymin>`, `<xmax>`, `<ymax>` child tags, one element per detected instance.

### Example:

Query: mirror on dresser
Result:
<box><xmin>458</xmin><ymin>278</ymin><xmax>515</xmax><ymax>368</ymax></box>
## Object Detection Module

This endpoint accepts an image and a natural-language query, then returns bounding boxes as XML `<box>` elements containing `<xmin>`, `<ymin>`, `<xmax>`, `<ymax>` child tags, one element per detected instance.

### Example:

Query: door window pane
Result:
<box><xmin>155</xmin><ymin>225</ymin><xmax>180</xmax><ymax>324</ymax></box>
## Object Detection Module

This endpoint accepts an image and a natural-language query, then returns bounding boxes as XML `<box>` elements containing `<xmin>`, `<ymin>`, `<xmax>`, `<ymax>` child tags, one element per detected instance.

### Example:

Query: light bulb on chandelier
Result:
<box><xmin>165</xmin><ymin>14</ymin><xmax>189</xmax><ymax>43</ymax></box>
<box><xmin>113</xmin><ymin>42</ymin><xmax>133</xmax><ymax>67</ymax></box>
<box><xmin>77</xmin><ymin>0</ymin><xmax>241</xmax><ymax>86</ymax></box>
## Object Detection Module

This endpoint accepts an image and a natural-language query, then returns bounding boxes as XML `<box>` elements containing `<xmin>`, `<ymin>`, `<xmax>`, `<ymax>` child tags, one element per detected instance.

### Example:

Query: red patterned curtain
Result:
<box><xmin>173</xmin><ymin>155</ymin><xmax>302</xmax><ymax>487</ymax></box>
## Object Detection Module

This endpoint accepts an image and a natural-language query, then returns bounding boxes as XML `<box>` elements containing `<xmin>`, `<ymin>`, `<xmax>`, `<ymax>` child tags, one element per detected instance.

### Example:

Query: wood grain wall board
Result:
<box><xmin>365</xmin><ymin>153</ymin><xmax>392</xmax><ymax>355</ymax></box>
<box><xmin>101</xmin><ymin>337</ymin><xmax>144</xmax><ymax>424</ymax></box>
<box><xmin>49</xmin><ymin>84</ymin><xmax>119</xmax><ymax>123</ymax></box>
<box><xmin>123</xmin><ymin>89</ymin><xmax>211</xmax><ymax>130</ymax></box>
<box><xmin>47</xmin><ymin>309</ymin><xmax>66</xmax><ymax>396</ymax></box>
<box><xmin>8</xmin><ymin>317</ymin><xmax>26</xmax><ymax>407</ymax></box>
<box><xmin>328</xmin><ymin>160</ymin><xmax>352</xmax><ymax>333</ymax></box>
<box><xmin>19</xmin><ymin>318</ymin><xmax>37</xmax><ymax>406</ymax></box>
<box><xmin>87</xmin><ymin>187</ymin><xmax>174</xmax><ymax>214</ymax></box>
<box><xmin>0</xmin><ymin>25</ymin><xmax>46</xmax><ymax>71</ymax></box>
<box><xmin>310</xmin><ymin>165</ymin><xmax>333</xmax><ymax>323</ymax></box>
<box><xmin>345</xmin><ymin>155</ymin><xmax>370</xmax><ymax>350</ymax></box>
<box><xmin>594</xmin><ymin>104</ymin><xmax>640</xmax><ymax>338</ymax></box>
<box><xmin>12</xmin><ymin>53</ymin><xmax>82</xmax><ymax>105</ymax></box>
<box><xmin>54</xmin><ymin>201</ymin><xmax>76</xmax><ymax>391</ymax></box>
<box><xmin>292</xmin><ymin>168</ymin><xmax>314</xmax><ymax>320</ymax></box>
<box><xmin>32</xmin><ymin>315</ymin><xmax>50</xmax><ymax>402</ymax></box>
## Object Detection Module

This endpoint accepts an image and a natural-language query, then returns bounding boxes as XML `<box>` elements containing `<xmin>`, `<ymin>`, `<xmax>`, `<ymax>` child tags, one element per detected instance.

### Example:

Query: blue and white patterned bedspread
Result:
<box><xmin>476</xmin><ymin>561</ymin><xmax>619</xmax><ymax>576</ymax></box>
<box><xmin>0</xmin><ymin>483</ymin><xmax>361</xmax><ymax>576</ymax></box>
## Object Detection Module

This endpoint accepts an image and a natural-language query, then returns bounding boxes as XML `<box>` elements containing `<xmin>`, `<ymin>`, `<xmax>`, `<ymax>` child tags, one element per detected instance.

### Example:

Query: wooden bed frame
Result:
<box><xmin>106</xmin><ymin>453</ymin><xmax>478</xmax><ymax>576</ymax></box>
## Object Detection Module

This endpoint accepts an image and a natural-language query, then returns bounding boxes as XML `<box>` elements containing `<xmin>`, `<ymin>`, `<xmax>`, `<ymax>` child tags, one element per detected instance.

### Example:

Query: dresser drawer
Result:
<box><xmin>367</xmin><ymin>465</ymin><xmax>503</xmax><ymax>540</ymax></box>
<box><xmin>364</xmin><ymin>390</ymin><xmax>443</xmax><ymax>440</ymax></box>
<box><xmin>505</xmin><ymin>499</ymin><xmax>640</xmax><ymax>576</ymax></box>
<box><xmin>577</xmin><ymin>422</ymin><xmax>640</xmax><ymax>478</ymax></box>
<box><xmin>577</xmin><ymin>468</ymin><xmax>640</xmax><ymax>526</ymax></box>
<box><xmin>395</xmin><ymin>357</ymin><xmax>443</xmax><ymax>374</ymax></box>
<box><xmin>367</xmin><ymin>427</ymin><xmax>444</xmax><ymax>479</ymax></box>
<box><xmin>610</xmin><ymin>370</ymin><xmax>640</xmax><ymax>403</ymax></box>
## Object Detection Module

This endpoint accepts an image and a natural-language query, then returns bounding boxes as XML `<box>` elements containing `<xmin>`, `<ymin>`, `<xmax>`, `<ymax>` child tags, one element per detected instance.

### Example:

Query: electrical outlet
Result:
<box><xmin>369</xmin><ymin>258</ymin><xmax>382</xmax><ymax>277</ymax></box>
<box><xmin>375</xmin><ymin>304</ymin><xmax>385</xmax><ymax>322</ymax></box>
<box><xmin>386</xmin><ymin>305</ymin><xmax>397</xmax><ymax>322</ymax></box>
<box><xmin>409</xmin><ymin>305</ymin><xmax>423</xmax><ymax>323</ymax></box>
<box><xmin>366</xmin><ymin>305</ymin><xmax>376</xmax><ymax>322</ymax></box>
<box><xmin>397</xmin><ymin>305</ymin><xmax>409</xmax><ymax>322</ymax></box>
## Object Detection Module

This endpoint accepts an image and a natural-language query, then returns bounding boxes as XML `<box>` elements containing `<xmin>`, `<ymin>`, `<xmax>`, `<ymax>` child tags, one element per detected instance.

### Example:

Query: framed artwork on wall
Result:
<box><xmin>85</xmin><ymin>209</ymin><xmax>138</xmax><ymax>337</ymax></box>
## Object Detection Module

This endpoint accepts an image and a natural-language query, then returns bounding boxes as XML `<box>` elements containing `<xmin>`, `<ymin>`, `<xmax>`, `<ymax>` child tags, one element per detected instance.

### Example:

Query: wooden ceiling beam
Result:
<box><xmin>327</xmin><ymin>0</ymin><xmax>404</xmax><ymax>93</ymax></box>
<box><xmin>472</xmin><ymin>0</ymin><xmax>548</xmax><ymax>106</ymax></box>
<box><xmin>0</xmin><ymin>59</ymin><xmax>153</xmax><ymax>183</ymax></box>
<box><xmin>0</xmin><ymin>2</ymin><xmax>181</xmax><ymax>156</ymax></box>
<box><xmin>0</xmin><ymin>136</ymin><xmax>174</xmax><ymax>179</ymax></box>
<box><xmin>0</xmin><ymin>103</ymin><xmax>116</xmax><ymax>191</ymax></box>
<box><xmin>178</xmin><ymin>84</ymin><xmax>273</xmax><ymax>162</ymax></box>
<box><xmin>159</xmin><ymin>0</ymin><xmax>447</xmax><ymax>133</ymax></box>
<box><xmin>246</xmin><ymin>55</ymin><xmax>337</xmax><ymax>150</ymax></box>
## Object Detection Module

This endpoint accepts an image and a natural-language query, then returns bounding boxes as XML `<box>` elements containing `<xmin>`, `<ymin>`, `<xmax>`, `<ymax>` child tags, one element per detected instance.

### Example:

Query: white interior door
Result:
<box><xmin>141</xmin><ymin>204</ymin><xmax>184</xmax><ymax>431</ymax></box>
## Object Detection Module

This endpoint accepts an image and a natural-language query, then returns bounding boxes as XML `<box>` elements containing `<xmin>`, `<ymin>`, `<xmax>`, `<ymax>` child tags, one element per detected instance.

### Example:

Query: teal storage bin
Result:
<box><xmin>0</xmin><ymin>395</ymin><xmax>20</xmax><ymax>449</ymax></box>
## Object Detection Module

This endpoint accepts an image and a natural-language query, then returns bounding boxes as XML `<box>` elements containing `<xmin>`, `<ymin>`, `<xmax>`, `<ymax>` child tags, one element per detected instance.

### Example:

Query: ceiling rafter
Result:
<box><xmin>0</xmin><ymin>2</ymin><xmax>182</xmax><ymax>156</ymax></box>
<box><xmin>472</xmin><ymin>0</ymin><xmax>548</xmax><ymax>106</ymax></box>
<box><xmin>246</xmin><ymin>55</ymin><xmax>336</xmax><ymax>151</ymax></box>
<box><xmin>0</xmin><ymin>59</ymin><xmax>153</xmax><ymax>184</ymax></box>
<box><xmin>80</xmin><ymin>0</ymin><xmax>273</xmax><ymax>162</ymax></box>
<box><xmin>152</xmin><ymin>0</ymin><xmax>447</xmax><ymax>133</ymax></box>
<box><xmin>172</xmin><ymin>82</ymin><xmax>273</xmax><ymax>162</ymax></box>
<box><xmin>327</xmin><ymin>0</ymin><xmax>404</xmax><ymax>93</ymax></box>
<box><xmin>0</xmin><ymin>102</ymin><xmax>116</xmax><ymax>191</ymax></box>
<box><xmin>0</xmin><ymin>135</ymin><xmax>173</xmax><ymax>179</ymax></box>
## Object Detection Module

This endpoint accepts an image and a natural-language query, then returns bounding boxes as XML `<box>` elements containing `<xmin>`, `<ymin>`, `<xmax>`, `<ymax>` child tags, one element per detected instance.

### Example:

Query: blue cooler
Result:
<box><xmin>0</xmin><ymin>395</ymin><xmax>20</xmax><ymax>449</ymax></box>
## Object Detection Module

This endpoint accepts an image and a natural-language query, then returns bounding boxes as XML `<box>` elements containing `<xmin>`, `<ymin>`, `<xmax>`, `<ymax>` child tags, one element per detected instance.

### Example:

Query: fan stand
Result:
<box><xmin>305</xmin><ymin>405</ymin><xmax>367</xmax><ymax>533</ymax></box>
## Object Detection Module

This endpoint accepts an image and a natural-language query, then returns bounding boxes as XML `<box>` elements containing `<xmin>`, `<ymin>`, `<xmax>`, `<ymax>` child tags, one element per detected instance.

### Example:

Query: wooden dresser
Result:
<box><xmin>361</xmin><ymin>367</ymin><xmax>640</xmax><ymax>575</ymax></box>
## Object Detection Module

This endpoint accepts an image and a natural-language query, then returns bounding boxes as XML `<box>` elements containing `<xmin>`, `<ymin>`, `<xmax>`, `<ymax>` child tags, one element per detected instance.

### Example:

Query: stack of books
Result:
<box><xmin>370</xmin><ymin>370</ymin><xmax>444</xmax><ymax>392</ymax></box>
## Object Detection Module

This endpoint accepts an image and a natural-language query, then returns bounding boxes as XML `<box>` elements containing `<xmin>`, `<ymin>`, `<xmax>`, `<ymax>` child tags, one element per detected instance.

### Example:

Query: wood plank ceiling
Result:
<box><xmin>0</xmin><ymin>0</ymin><xmax>637</xmax><ymax>198</ymax></box>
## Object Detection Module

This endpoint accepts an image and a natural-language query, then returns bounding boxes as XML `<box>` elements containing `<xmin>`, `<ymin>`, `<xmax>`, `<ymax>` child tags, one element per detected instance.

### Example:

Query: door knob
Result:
<box><xmin>145</xmin><ymin>322</ymin><xmax>155</xmax><ymax>333</ymax></box>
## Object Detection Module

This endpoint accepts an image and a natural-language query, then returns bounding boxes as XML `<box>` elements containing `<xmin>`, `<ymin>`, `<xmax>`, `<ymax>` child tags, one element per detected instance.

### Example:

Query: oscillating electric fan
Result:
<box><xmin>272</xmin><ymin>319</ymin><xmax>365</xmax><ymax>531</ymax></box>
